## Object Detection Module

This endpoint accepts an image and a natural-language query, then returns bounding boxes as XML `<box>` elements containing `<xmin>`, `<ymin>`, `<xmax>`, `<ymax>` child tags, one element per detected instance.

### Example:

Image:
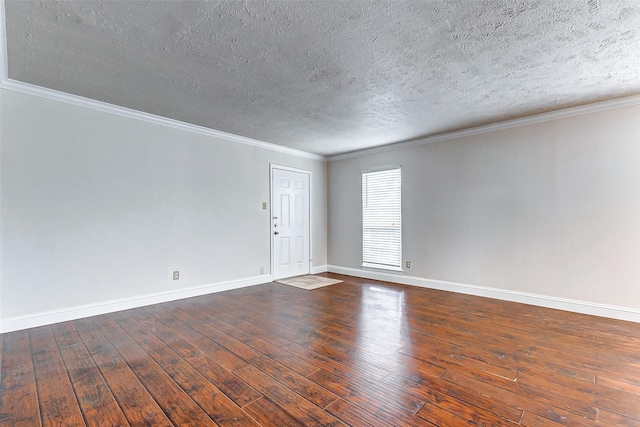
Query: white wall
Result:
<box><xmin>329</xmin><ymin>105</ymin><xmax>640</xmax><ymax>312</ymax></box>
<box><xmin>3</xmin><ymin>84</ymin><xmax>639</xmax><ymax>329</ymax></box>
<box><xmin>0</xmin><ymin>88</ymin><xmax>327</xmax><ymax>328</ymax></box>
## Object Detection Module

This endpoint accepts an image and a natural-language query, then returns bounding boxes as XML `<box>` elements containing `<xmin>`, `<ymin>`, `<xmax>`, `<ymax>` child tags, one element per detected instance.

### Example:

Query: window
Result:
<box><xmin>362</xmin><ymin>167</ymin><xmax>402</xmax><ymax>271</ymax></box>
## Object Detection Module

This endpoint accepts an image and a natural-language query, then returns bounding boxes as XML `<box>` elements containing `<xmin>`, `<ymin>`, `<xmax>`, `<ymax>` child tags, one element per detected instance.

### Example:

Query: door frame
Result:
<box><xmin>270</xmin><ymin>164</ymin><xmax>312</xmax><ymax>280</ymax></box>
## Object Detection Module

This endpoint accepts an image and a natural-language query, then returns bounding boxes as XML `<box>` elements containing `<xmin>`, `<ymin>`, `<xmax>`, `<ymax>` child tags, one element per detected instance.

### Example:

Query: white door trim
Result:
<box><xmin>270</xmin><ymin>164</ymin><xmax>312</xmax><ymax>280</ymax></box>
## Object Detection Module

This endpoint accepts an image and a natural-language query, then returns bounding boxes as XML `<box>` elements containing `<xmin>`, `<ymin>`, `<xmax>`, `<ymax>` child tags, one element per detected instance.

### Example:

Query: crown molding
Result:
<box><xmin>0</xmin><ymin>2</ymin><xmax>323</xmax><ymax>161</ymax></box>
<box><xmin>0</xmin><ymin>78</ymin><xmax>326</xmax><ymax>161</ymax></box>
<box><xmin>3</xmin><ymin>0</ymin><xmax>640</xmax><ymax>163</ymax></box>
<box><xmin>0</xmin><ymin>0</ymin><xmax>323</xmax><ymax>161</ymax></box>
<box><xmin>328</xmin><ymin>93</ymin><xmax>640</xmax><ymax>162</ymax></box>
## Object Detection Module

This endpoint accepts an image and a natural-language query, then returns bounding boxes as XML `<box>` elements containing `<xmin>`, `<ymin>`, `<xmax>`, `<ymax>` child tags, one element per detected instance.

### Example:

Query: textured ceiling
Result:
<box><xmin>4</xmin><ymin>0</ymin><xmax>640</xmax><ymax>156</ymax></box>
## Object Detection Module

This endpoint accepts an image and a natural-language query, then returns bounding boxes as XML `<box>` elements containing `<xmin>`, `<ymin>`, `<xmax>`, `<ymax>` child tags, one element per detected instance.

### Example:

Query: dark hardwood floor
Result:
<box><xmin>1</xmin><ymin>273</ymin><xmax>640</xmax><ymax>426</ymax></box>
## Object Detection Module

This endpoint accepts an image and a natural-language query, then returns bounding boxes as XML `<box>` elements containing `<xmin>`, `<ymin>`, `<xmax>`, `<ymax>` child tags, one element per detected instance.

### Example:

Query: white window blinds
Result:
<box><xmin>362</xmin><ymin>168</ymin><xmax>402</xmax><ymax>271</ymax></box>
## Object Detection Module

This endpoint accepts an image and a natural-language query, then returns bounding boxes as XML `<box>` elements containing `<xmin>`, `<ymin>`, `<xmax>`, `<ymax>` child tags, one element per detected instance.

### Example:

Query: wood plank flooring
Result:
<box><xmin>1</xmin><ymin>273</ymin><xmax>640</xmax><ymax>426</ymax></box>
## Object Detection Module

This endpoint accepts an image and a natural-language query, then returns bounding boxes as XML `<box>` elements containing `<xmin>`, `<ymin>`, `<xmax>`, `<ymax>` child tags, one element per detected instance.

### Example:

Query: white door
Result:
<box><xmin>272</xmin><ymin>168</ymin><xmax>310</xmax><ymax>280</ymax></box>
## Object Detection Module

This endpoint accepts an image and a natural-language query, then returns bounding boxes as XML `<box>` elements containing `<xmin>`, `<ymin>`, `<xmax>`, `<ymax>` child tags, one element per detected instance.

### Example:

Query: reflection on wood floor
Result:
<box><xmin>2</xmin><ymin>273</ymin><xmax>640</xmax><ymax>426</ymax></box>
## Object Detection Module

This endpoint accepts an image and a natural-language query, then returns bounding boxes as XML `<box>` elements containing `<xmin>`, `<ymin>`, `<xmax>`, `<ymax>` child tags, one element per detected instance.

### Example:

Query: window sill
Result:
<box><xmin>361</xmin><ymin>264</ymin><xmax>404</xmax><ymax>274</ymax></box>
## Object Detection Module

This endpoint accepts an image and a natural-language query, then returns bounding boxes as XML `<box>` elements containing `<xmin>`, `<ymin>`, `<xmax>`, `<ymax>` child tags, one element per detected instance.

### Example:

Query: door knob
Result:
<box><xmin>274</xmin><ymin>231</ymin><xmax>279</xmax><ymax>235</ymax></box>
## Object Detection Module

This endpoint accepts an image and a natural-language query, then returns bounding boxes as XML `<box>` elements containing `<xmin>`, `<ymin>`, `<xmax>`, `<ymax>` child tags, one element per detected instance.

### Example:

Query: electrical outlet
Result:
<box><xmin>260</xmin><ymin>267</ymin><xmax>264</xmax><ymax>274</ymax></box>
<box><xmin>173</xmin><ymin>271</ymin><xmax>179</xmax><ymax>280</ymax></box>
<box><xmin>262</xmin><ymin>202</ymin><xmax>267</xmax><ymax>209</ymax></box>
<box><xmin>406</xmin><ymin>261</ymin><xmax>411</xmax><ymax>268</ymax></box>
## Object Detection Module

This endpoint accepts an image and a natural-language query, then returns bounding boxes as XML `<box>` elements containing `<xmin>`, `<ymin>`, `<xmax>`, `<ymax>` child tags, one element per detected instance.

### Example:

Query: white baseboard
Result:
<box><xmin>310</xmin><ymin>264</ymin><xmax>328</xmax><ymax>274</ymax></box>
<box><xmin>6</xmin><ymin>266</ymin><xmax>637</xmax><ymax>332</ymax></box>
<box><xmin>1</xmin><ymin>274</ymin><xmax>272</xmax><ymax>333</ymax></box>
<box><xmin>327</xmin><ymin>265</ymin><xmax>640</xmax><ymax>323</ymax></box>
